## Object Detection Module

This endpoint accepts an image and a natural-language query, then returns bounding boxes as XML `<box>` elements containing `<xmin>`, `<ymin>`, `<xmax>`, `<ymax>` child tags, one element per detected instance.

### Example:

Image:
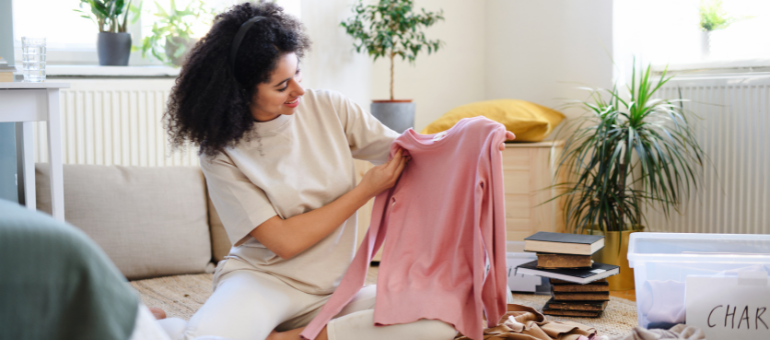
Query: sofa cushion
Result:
<box><xmin>207</xmin><ymin>197</ymin><xmax>232</xmax><ymax>262</ymax></box>
<box><xmin>36</xmin><ymin>164</ymin><xmax>212</xmax><ymax>280</ymax></box>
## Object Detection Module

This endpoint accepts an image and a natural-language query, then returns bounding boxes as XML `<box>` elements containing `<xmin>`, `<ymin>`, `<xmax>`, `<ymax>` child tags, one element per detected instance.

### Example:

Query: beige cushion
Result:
<box><xmin>36</xmin><ymin>164</ymin><xmax>212</xmax><ymax>280</ymax></box>
<box><xmin>207</xmin><ymin>197</ymin><xmax>232</xmax><ymax>262</ymax></box>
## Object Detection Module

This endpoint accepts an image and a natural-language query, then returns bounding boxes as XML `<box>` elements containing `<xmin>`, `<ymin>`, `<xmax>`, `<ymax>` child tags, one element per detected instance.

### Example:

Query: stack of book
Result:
<box><xmin>544</xmin><ymin>278</ymin><xmax>610</xmax><ymax>317</ymax></box>
<box><xmin>515</xmin><ymin>231</ymin><xmax>619</xmax><ymax>318</ymax></box>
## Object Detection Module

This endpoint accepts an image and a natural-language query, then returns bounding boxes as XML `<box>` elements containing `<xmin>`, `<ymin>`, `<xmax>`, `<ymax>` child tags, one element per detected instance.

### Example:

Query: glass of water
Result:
<box><xmin>22</xmin><ymin>37</ymin><xmax>46</xmax><ymax>82</ymax></box>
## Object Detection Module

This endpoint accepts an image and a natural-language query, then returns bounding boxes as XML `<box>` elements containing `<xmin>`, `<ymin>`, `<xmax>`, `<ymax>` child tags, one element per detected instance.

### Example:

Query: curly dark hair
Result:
<box><xmin>165</xmin><ymin>1</ymin><xmax>311</xmax><ymax>156</ymax></box>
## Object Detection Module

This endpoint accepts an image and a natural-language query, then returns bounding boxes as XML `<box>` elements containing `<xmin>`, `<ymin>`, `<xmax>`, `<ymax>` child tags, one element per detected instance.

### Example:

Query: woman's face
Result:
<box><xmin>250</xmin><ymin>52</ymin><xmax>305</xmax><ymax>122</ymax></box>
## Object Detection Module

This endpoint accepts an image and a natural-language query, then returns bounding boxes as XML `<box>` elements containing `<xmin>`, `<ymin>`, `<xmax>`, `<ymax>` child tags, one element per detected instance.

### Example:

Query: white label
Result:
<box><xmin>432</xmin><ymin>131</ymin><xmax>448</xmax><ymax>141</ymax></box>
<box><xmin>686</xmin><ymin>274</ymin><xmax>770</xmax><ymax>340</ymax></box>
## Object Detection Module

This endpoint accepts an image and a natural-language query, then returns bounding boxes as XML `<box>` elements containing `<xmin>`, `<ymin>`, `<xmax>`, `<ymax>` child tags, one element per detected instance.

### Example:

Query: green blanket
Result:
<box><xmin>0</xmin><ymin>199</ymin><xmax>138</xmax><ymax>340</ymax></box>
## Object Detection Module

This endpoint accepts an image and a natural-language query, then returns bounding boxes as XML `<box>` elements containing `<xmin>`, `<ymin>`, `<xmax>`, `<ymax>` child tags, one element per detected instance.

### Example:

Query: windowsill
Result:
<box><xmin>45</xmin><ymin>65</ymin><xmax>180</xmax><ymax>78</ymax></box>
<box><xmin>652</xmin><ymin>58</ymin><xmax>770</xmax><ymax>76</ymax></box>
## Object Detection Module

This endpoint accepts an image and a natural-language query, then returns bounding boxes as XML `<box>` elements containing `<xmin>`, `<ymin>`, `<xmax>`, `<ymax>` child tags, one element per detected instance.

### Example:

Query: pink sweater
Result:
<box><xmin>300</xmin><ymin>116</ymin><xmax>508</xmax><ymax>340</ymax></box>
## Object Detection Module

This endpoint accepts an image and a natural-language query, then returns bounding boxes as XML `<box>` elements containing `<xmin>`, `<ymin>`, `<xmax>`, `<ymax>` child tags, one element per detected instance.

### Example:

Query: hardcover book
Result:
<box><xmin>550</xmin><ymin>278</ymin><xmax>607</xmax><ymax>285</ymax></box>
<box><xmin>542</xmin><ymin>309</ymin><xmax>603</xmax><ymax>318</ymax></box>
<box><xmin>544</xmin><ymin>298</ymin><xmax>609</xmax><ymax>311</ymax></box>
<box><xmin>551</xmin><ymin>282</ymin><xmax>609</xmax><ymax>293</ymax></box>
<box><xmin>515</xmin><ymin>260</ymin><xmax>619</xmax><ymax>284</ymax></box>
<box><xmin>551</xmin><ymin>292</ymin><xmax>610</xmax><ymax>301</ymax></box>
<box><xmin>536</xmin><ymin>253</ymin><xmax>593</xmax><ymax>269</ymax></box>
<box><xmin>524</xmin><ymin>232</ymin><xmax>604</xmax><ymax>255</ymax></box>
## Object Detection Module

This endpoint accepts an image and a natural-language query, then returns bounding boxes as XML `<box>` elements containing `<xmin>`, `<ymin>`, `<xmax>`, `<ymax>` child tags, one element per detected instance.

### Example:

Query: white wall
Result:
<box><xmin>301</xmin><ymin>0</ymin><xmax>372</xmax><ymax>108</ymax></box>
<box><xmin>368</xmin><ymin>0</ymin><xmax>613</xmax><ymax>132</ymax></box>
<box><xmin>370</xmin><ymin>0</ymin><xmax>487</xmax><ymax>132</ymax></box>
<box><xmin>485</xmin><ymin>0</ymin><xmax>614</xmax><ymax>123</ymax></box>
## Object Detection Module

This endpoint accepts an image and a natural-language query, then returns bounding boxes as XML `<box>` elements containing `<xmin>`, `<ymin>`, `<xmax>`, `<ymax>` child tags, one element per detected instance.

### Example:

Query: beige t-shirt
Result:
<box><xmin>200</xmin><ymin>89</ymin><xmax>399</xmax><ymax>295</ymax></box>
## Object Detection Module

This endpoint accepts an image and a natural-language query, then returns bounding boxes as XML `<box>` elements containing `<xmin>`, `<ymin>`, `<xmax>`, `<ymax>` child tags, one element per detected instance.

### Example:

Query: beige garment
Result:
<box><xmin>201</xmin><ymin>89</ymin><xmax>399</xmax><ymax>295</ymax></box>
<box><xmin>609</xmin><ymin>324</ymin><xmax>705</xmax><ymax>340</ymax></box>
<box><xmin>455</xmin><ymin>304</ymin><xmax>596</xmax><ymax>340</ymax></box>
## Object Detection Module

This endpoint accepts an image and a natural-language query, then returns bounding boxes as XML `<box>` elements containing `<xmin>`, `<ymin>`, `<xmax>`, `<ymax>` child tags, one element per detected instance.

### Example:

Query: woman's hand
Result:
<box><xmin>500</xmin><ymin>131</ymin><xmax>516</xmax><ymax>151</ymax></box>
<box><xmin>359</xmin><ymin>148</ymin><xmax>411</xmax><ymax>198</ymax></box>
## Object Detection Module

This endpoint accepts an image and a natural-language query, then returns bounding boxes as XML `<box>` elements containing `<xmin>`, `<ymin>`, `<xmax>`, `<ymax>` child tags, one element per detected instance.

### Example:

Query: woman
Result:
<box><xmin>161</xmin><ymin>2</ymin><xmax>512</xmax><ymax>340</ymax></box>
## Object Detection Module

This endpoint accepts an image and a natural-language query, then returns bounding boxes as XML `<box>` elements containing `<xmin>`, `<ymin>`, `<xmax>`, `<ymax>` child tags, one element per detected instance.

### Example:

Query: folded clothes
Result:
<box><xmin>609</xmin><ymin>324</ymin><xmax>705</xmax><ymax>340</ymax></box>
<box><xmin>639</xmin><ymin>264</ymin><xmax>770</xmax><ymax>325</ymax></box>
<box><xmin>454</xmin><ymin>304</ymin><xmax>596</xmax><ymax>340</ymax></box>
<box><xmin>638</xmin><ymin>280</ymin><xmax>686</xmax><ymax>324</ymax></box>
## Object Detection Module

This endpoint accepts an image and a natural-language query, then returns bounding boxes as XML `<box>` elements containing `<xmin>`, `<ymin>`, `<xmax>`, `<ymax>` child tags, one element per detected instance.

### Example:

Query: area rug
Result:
<box><xmin>130</xmin><ymin>266</ymin><xmax>638</xmax><ymax>337</ymax></box>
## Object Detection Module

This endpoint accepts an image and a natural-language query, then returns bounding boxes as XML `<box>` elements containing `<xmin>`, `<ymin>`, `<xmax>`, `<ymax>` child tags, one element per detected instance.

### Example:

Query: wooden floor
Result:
<box><xmin>610</xmin><ymin>290</ymin><xmax>636</xmax><ymax>301</ymax></box>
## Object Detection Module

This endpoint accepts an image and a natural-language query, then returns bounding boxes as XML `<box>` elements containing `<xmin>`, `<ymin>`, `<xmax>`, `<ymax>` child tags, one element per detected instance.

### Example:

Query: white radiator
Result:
<box><xmin>646</xmin><ymin>73</ymin><xmax>770</xmax><ymax>234</ymax></box>
<box><xmin>33</xmin><ymin>79</ymin><xmax>200</xmax><ymax>167</ymax></box>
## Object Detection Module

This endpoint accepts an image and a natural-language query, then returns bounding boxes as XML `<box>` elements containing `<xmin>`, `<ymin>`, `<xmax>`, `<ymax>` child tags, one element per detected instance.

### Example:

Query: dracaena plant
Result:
<box><xmin>341</xmin><ymin>0</ymin><xmax>444</xmax><ymax>100</ymax></box>
<box><xmin>552</xmin><ymin>60</ymin><xmax>705</xmax><ymax>234</ymax></box>
<box><xmin>75</xmin><ymin>0</ymin><xmax>134</xmax><ymax>33</ymax></box>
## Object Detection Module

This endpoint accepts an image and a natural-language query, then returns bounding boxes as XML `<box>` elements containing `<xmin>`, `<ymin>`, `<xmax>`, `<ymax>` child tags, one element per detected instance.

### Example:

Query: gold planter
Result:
<box><xmin>584</xmin><ymin>226</ymin><xmax>643</xmax><ymax>291</ymax></box>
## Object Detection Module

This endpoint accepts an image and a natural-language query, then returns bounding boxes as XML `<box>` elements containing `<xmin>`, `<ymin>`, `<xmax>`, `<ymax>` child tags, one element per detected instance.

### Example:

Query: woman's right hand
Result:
<box><xmin>359</xmin><ymin>148</ymin><xmax>411</xmax><ymax>198</ymax></box>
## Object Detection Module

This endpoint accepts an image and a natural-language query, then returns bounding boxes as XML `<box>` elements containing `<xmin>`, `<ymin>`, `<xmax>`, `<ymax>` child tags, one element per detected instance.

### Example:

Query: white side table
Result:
<box><xmin>0</xmin><ymin>82</ymin><xmax>69</xmax><ymax>221</ymax></box>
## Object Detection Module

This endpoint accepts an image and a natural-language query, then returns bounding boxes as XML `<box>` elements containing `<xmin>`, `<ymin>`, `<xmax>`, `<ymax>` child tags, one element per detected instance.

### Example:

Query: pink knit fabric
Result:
<box><xmin>300</xmin><ymin>116</ymin><xmax>508</xmax><ymax>340</ymax></box>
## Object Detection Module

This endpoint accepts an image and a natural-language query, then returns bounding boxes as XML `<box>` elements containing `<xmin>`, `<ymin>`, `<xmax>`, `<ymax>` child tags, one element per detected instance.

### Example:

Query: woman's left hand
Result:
<box><xmin>499</xmin><ymin>131</ymin><xmax>515</xmax><ymax>151</ymax></box>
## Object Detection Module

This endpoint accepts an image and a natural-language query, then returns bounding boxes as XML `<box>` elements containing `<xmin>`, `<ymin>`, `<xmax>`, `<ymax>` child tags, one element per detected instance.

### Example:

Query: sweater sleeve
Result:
<box><xmin>479</xmin><ymin>125</ymin><xmax>509</xmax><ymax>327</ymax></box>
<box><xmin>328</xmin><ymin>90</ymin><xmax>400</xmax><ymax>165</ymax></box>
<box><xmin>200</xmin><ymin>153</ymin><xmax>278</xmax><ymax>247</ymax></box>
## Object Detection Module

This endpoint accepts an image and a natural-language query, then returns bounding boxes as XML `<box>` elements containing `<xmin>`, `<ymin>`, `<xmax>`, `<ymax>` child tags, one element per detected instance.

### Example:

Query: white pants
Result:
<box><xmin>158</xmin><ymin>265</ymin><xmax>457</xmax><ymax>340</ymax></box>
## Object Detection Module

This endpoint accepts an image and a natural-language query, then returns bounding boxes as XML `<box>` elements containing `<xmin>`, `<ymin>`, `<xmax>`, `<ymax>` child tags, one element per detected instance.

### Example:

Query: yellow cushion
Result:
<box><xmin>420</xmin><ymin>99</ymin><xmax>566</xmax><ymax>142</ymax></box>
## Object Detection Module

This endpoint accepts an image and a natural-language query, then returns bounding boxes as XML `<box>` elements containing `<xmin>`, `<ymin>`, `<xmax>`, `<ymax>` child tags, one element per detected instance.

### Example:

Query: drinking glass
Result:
<box><xmin>22</xmin><ymin>37</ymin><xmax>46</xmax><ymax>82</ymax></box>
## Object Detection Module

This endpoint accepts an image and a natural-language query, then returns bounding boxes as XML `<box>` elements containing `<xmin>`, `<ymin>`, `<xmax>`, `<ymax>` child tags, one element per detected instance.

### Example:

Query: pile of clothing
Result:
<box><xmin>454</xmin><ymin>304</ymin><xmax>596</xmax><ymax>340</ymax></box>
<box><xmin>454</xmin><ymin>304</ymin><xmax>706</xmax><ymax>340</ymax></box>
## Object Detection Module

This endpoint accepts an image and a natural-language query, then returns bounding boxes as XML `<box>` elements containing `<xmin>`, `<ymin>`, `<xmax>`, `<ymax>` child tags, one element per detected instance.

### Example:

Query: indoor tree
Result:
<box><xmin>341</xmin><ymin>0</ymin><xmax>444</xmax><ymax>100</ymax></box>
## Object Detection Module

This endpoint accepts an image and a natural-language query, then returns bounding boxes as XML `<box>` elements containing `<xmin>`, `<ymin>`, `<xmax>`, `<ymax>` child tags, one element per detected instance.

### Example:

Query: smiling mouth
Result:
<box><xmin>284</xmin><ymin>98</ymin><xmax>299</xmax><ymax>104</ymax></box>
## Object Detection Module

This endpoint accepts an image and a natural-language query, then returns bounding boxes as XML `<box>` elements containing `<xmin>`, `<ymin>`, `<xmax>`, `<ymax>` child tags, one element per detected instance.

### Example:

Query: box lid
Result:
<box><xmin>628</xmin><ymin>232</ymin><xmax>770</xmax><ymax>267</ymax></box>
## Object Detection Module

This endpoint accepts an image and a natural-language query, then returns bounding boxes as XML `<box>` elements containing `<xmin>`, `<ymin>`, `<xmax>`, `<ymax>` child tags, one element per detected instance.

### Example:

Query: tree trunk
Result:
<box><xmin>389</xmin><ymin>52</ymin><xmax>395</xmax><ymax>101</ymax></box>
<box><xmin>617</xmin><ymin>161</ymin><xmax>627</xmax><ymax>231</ymax></box>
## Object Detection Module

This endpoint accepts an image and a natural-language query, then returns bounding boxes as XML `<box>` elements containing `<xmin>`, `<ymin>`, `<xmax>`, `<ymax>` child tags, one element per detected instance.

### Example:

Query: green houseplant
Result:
<box><xmin>698</xmin><ymin>0</ymin><xmax>749</xmax><ymax>57</ymax></box>
<box><xmin>552</xmin><ymin>60</ymin><xmax>705</xmax><ymax>290</ymax></box>
<box><xmin>75</xmin><ymin>0</ymin><xmax>136</xmax><ymax>65</ymax></box>
<box><xmin>137</xmin><ymin>0</ymin><xmax>214</xmax><ymax>67</ymax></box>
<box><xmin>341</xmin><ymin>0</ymin><xmax>444</xmax><ymax>133</ymax></box>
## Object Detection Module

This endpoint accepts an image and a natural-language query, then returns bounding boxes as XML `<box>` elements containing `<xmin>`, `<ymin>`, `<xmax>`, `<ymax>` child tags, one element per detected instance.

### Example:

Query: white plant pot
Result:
<box><xmin>700</xmin><ymin>31</ymin><xmax>711</xmax><ymax>59</ymax></box>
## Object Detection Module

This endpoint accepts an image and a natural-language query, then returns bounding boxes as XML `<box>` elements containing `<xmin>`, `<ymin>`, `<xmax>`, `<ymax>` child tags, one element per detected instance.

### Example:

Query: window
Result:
<box><xmin>614</xmin><ymin>0</ymin><xmax>770</xmax><ymax>72</ymax></box>
<box><xmin>12</xmin><ymin>0</ymin><xmax>301</xmax><ymax>66</ymax></box>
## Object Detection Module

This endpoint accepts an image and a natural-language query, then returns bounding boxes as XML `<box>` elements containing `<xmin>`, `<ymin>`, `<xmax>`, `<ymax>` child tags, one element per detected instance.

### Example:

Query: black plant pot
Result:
<box><xmin>97</xmin><ymin>32</ymin><xmax>131</xmax><ymax>66</ymax></box>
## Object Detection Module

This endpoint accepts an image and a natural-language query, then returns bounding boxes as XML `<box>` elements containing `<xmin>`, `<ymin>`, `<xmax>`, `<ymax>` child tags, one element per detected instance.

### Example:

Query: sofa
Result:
<box><xmin>36</xmin><ymin>163</ymin><xmax>231</xmax><ymax>280</ymax></box>
<box><xmin>34</xmin><ymin>163</ymin><xmax>236</xmax><ymax>319</ymax></box>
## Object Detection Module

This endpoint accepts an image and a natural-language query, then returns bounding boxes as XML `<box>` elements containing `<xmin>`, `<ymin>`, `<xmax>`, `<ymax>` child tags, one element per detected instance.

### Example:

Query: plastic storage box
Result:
<box><xmin>628</xmin><ymin>232</ymin><xmax>770</xmax><ymax>328</ymax></box>
<box><xmin>506</xmin><ymin>241</ymin><xmax>550</xmax><ymax>294</ymax></box>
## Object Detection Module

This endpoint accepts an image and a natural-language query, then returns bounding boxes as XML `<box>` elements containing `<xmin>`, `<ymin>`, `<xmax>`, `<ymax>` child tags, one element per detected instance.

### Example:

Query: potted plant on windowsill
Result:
<box><xmin>136</xmin><ymin>0</ymin><xmax>214</xmax><ymax>67</ymax></box>
<box><xmin>550</xmin><ymin>60</ymin><xmax>706</xmax><ymax>291</ymax></box>
<box><xmin>698</xmin><ymin>0</ymin><xmax>749</xmax><ymax>59</ymax></box>
<box><xmin>341</xmin><ymin>0</ymin><xmax>444</xmax><ymax>133</ymax></box>
<box><xmin>75</xmin><ymin>0</ymin><xmax>135</xmax><ymax>66</ymax></box>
